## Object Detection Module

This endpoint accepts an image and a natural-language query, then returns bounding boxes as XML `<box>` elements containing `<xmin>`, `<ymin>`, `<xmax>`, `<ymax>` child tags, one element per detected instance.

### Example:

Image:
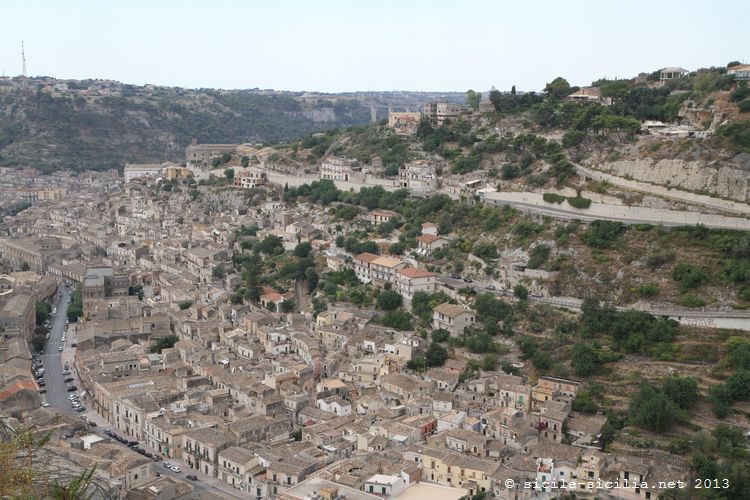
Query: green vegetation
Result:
<box><xmin>0</xmin><ymin>86</ymin><xmax>370</xmax><ymax>170</ymax></box>
<box><xmin>580</xmin><ymin>297</ymin><xmax>678</xmax><ymax>356</ymax></box>
<box><xmin>565</xmin><ymin>194</ymin><xmax>592</xmax><ymax>209</ymax></box>
<box><xmin>151</xmin><ymin>335</ymin><xmax>179</xmax><ymax>353</ymax></box>
<box><xmin>628</xmin><ymin>376</ymin><xmax>697</xmax><ymax>433</ymax></box>
<box><xmin>376</xmin><ymin>289</ymin><xmax>403</xmax><ymax>311</ymax></box>
<box><xmin>178</xmin><ymin>300</ymin><xmax>193</xmax><ymax>310</ymax></box>
<box><xmin>66</xmin><ymin>286</ymin><xmax>83</xmax><ymax>322</ymax></box>
<box><xmin>581</xmin><ymin>220</ymin><xmax>625</xmax><ymax>249</ymax></box>
<box><xmin>542</xmin><ymin>193</ymin><xmax>565</xmax><ymax>204</ymax></box>
<box><xmin>709</xmin><ymin>337</ymin><xmax>750</xmax><ymax>418</ymax></box>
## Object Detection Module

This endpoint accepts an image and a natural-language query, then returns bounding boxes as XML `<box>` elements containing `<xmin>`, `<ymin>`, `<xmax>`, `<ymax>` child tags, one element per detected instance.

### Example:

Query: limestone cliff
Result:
<box><xmin>592</xmin><ymin>155</ymin><xmax>750</xmax><ymax>203</ymax></box>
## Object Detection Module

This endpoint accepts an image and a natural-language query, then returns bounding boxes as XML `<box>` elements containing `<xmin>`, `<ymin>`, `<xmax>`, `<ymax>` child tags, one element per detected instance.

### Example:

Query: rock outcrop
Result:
<box><xmin>593</xmin><ymin>156</ymin><xmax>750</xmax><ymax>203</ymax></box>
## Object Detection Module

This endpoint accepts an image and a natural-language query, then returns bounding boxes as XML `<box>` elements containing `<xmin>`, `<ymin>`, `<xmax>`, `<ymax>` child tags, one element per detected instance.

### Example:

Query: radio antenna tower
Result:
<box><xmin>21</xmin><ymin>40</ymin><xmax>27</xmax><ymax>77</ymax></box>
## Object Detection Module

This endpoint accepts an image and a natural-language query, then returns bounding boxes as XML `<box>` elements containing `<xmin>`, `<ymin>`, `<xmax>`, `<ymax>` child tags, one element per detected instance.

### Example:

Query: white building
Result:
<box><xmin>398</xmin><ymin>160</ymin><xmax>439</xmax><ymax>195</ymax></box>
<box><xmin>395</xmin><ymin>267</ymin><xmax>436</xmax><ymax>301</ymax></box>
<box><xmin>320</xmin><ymin>156</ymin><xmax>361</xmax><ymax>181</ymax></box>
<box><xmin>124</xmin><ymin>163</ymin><xmax>162</xmax><ymax>182</ymax></box>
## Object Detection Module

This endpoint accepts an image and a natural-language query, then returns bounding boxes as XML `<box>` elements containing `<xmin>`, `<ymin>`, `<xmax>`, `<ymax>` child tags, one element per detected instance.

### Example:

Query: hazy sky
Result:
<box><xmin>1</xmin><ymin>0</ymin><xmax>746</xmax><ymax>93</ymax></box>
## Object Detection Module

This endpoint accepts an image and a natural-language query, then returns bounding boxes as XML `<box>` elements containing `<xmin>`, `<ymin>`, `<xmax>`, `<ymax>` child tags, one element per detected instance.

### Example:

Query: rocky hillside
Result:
<box><xmin>0</xmin><ymin>77</ymin><xmax>464</xmax><ymax>172</ymax></box>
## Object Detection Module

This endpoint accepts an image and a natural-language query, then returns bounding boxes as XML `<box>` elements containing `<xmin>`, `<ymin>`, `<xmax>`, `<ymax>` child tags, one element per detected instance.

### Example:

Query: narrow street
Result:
<box><xmin>40</xmin><ymin>285</ymin><xmax>75</xmax><ymax>412</ymax></box>
<box><xmin>41</xmin><ymin>285</ymin><xmax>250</xmax><ymax>499</ymax></box>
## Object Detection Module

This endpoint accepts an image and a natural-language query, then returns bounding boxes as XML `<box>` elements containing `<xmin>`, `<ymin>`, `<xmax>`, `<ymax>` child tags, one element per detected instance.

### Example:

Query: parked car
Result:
<box><xmin>71</xmin><ymin>343</ymin><xmax>77</xmax><ymax>347</ymax></box>
<box><xmin>39</xmin><ymin>389</ymin><xmax>46</xmax><ymax>394</ymax></box>
<box><xmin>89</xmin><ymin>422</ymin><xmax>97</xmax><ymax>427</ymax></box>
<box><xmin>64</xmin><ymin>377</ymin><xmax>74</xmax><ymax>383</ymax></box>
<box><xmin>58</xmin><ymin>346</ymin><xmax>63</xmax><ymax>352</ymax></box>
<box><xmin>163</xmin><ymin>462</ymin><xmax>173</xmax><ymax>469</ymax></box>
<box><xmin>485</xmin><ymin>284</ymin><xmax>496</xmax><ymax>291</ymax></box>
<box><xmin>186</xmin><ymin>475</ymin><xmax>198</xmax><ymax>481</ymax></box>
<box><xmin>41</xmin><ymin>401</ymin><xmax>50</xmax><ymax>408</ymax></box>
<box><xmin>463</xmin><ymin>277</ymin><xmax>473</xmax><ymax>283</ymax></box>
<box><xmin>66</xmin><ymin>386</ymin><xmax>77</xmax><ymax>392</ymax></box>
<box><xmin>75</xmin><ymin>406</ymin><xmax>86</xmax><ymax>412</ymax></box>
<box><xmin>169</xmin><ymin>465</ymin><xmax>181</xmax><ymax>473</ymax></box>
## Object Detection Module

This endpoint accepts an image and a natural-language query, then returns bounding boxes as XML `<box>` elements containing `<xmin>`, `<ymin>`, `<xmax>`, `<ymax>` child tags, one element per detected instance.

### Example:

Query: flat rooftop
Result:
<box><xmin>280</xmin><ymin>477</ymin><xmax>381</xmax><ymax>500</ymax></box>
<box><xmin>394</xmin><ymin>482</ymin><xmax>468</xmax><ymax>500</ymax></box>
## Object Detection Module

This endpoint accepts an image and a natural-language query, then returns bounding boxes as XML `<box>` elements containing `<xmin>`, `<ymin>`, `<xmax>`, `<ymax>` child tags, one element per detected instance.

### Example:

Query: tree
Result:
<box><xmin>305</xmin><ymin>267</ymin><xmax>319</xmax><ymax>293</ymax></box>
<box><xmin>258</xmin><ymin>235</ymin><xmax>283</xmax><ymax>255</ymax></box>
<box><xmin>426</xmin><ymin>342</ymin><xmax>448</xmax><ymax>367</ymax></box>
<box><xmin>571</xmin><ymin>343</ymin><xmax>600</xmax><ymax>376</ymax></box>
<box><xmin>280</xmin><ymin>299</ymin><xmax>296</xmax><ymax>313</ymax></box>
<box><xmin>482</xmin><ymin>353</ymin><xmax>497</xmax><ymax>371</ymax></box>
<box><xmin>294</xmin><ymin>241</ymin><xmax>312</xmax><ymax>258</ymax></box>
<box><xmin>388</xmin><ymin>242</ymin><xmax>405</xmax><ymax>255</ymax></box>
<box><xmin>35</xmin><ymin>302</ymin><xmax>52</xmax><ymax>325</ymax></box>
<box><xmin>544</xmin><ymin>77</ymin><xmax>572</xmax><ymax>99</ymax></box>
<box><xmin>513</xmin><ymin>284</ymin><xmax>528</xmax><ymax>300</ymax></box>
<box><xmin>600</xmin><ymin>80</ymin><xmax>630</xmax><ymax>102</ymax></box>
<box><xmin>151</xmin><ymin>335</ymin><xmax>179</xmax><ymax>353</ymax></box>
<box><xmin>662</xmin><ymin>376</ymin><xmax>698</xmax><ymax>410</ymax></box>
<box><xmin>243</xmin><ymin>259</ymin><xmax>262</xmax><ymax>302</ymax></box>
<box><xmin>628</xmin><ymin>383</ymin><xmax>681</xmax><ymax>433</ymax></box>
<box><xmin>241</xmin><ymin>156</ymin><xmax>249</xmax><ymax>168</ymax></box>
<box><xmin>178</xmin><ymin>300</ymin><xmax>193</xmax><ymax>310</ymax></box>
<box><xmin>212</xmin><ymin>266</ymin><xmax>225</xmax><ymax>280</ymax></box>
<box><xmin>416</xmin><ymin>116</ymin><xmax>434</xmax><ymax>139</ymax></box>
<box><xmin>376</xmin><ymin>289</ymin><xmax>403</xmax><ymax>311</ymax></box>
<box><xmin>431</xmin><ymin>329</ymin><xmax>450</xmax><ymax>343</ymax></box>
<box><xmin>466</xmin><ymin>89</ymin><xmax>481</xmax><ymax>109</ymax></box>
<box><xmin>224</xmin><ymin>168</ymin><xmax>234</xmax><ymax>180</ymax></box>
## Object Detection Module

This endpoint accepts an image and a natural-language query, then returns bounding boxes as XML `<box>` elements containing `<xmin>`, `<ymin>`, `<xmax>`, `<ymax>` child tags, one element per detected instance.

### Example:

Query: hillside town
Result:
<box><xmin>1</xmin><ymin>56</ymin><xmax>750</xmax><ymax>500</ymax></box>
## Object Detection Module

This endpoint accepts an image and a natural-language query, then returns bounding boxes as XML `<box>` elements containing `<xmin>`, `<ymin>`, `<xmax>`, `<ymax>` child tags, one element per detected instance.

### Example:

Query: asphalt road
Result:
<box><xmin>40</xmin><ymin>285</ymin><xmax>76</xmax><ymax>411</ymax></box>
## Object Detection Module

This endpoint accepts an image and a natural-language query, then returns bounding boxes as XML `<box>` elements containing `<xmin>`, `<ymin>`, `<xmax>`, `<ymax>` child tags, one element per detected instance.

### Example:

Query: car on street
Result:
<box><xmin>64</xmin><ymin>377</ymin><xmax>74</xmax><ymax>383</ymax></box>
<box><xmin>66</xmin><ymin>385</ymin><xmax>77</xmax><ymax>392</ymax></box>
<box><xmin>186</xmin><ymin>475</ymin><xmax>198</xmax><ymax>481</ymax></box>
<box><xmin>163</xmin><ymin>461</ymin><xmax>173</xmax><ymax>469</ymax></box>
<box><xmin>75</xmin><ymin>406</ymin><xmax>86</xmax><ymax>412</ymax></box>
<box><xmin>39</xmin><ymin>389</ymin><xmax>47</xmax><ymax>394</ymax></box>
<box><xmin>41</xmin><ymin>401</ymin><xmax>50</xmax><ymax>408</ymax></box>
<box><xmin>448</xmin><ymin>273</ymin><xmax>461</xmax><ymax>279</ymax></box>
<box><xmin>485</xmin><ymin>284</ymin><xmax>496</xmax><ymax>291</ymax></box>
<box><xmin>58</xmin><ymin>346</ymin><xmax>64</xmax><ymax>352</ymax></box>
<box><xmin>71</xmin><ymin>343</ymin><xmax>77</xmax><ymax>347</ymax></box>
<box><xmin>169</xmin><ymin>465</ymin><xmax>181</xmax><ymax>473</ymax></box>
<box><xmin>463</xmin><ymin>277</ymin><xmax>473</xmax><ymax>283</ymax></box>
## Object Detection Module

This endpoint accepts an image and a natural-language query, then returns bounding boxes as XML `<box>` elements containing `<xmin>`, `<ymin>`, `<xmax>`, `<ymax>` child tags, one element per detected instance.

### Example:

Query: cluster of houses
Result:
<box><xmin>0</xmin><ymin>108</ymin><xmax>701</xmax><ymax>498</ymax></box>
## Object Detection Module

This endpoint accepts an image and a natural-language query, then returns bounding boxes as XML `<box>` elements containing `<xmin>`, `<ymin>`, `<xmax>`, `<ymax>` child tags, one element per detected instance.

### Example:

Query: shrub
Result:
<box><xmin>431</xmin><ymin>329</ymin><xmax>450</xmax><ymax>343</ymax></box>
<box><xmin>377</xmin><ymin>309</ymin><xmax>413</xmax><ymax>330</ymax></box>
<box><xmin>513</xmin><ymin>284</ymin><xmax>529</xmax><ymax>299</ymax></box>
<box><xmin>672</xmin><ymin>262</ymin><xmax>709</xmax><ymax>290</ymax></box>
<box><xmin>645</xmin><ymin>251</ymin><xmax>675</xmax><ymax>270</ymax></box>
<box><xmin>634</xmin><ymin>283</ymin><xmax>660</xmax><ymax>299</ymax></box>
<box><xmin>566</xmin><ymin>195</ymin><xmax>592</xmax><ymax>209</ymax></box>
<box><xmin>543</xmin><ymin>193</ymin><xmax>565</xmax><ymax>204</ymax></box>
<box><xmin>376</xmin><ymin>290</ymin><xmax>403</xmax><ymax>311</ymax></box>
<box><xmin>581</xmin><ymin>220</ymin><xmax>625</xmax><ymax>249</ymax></box>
